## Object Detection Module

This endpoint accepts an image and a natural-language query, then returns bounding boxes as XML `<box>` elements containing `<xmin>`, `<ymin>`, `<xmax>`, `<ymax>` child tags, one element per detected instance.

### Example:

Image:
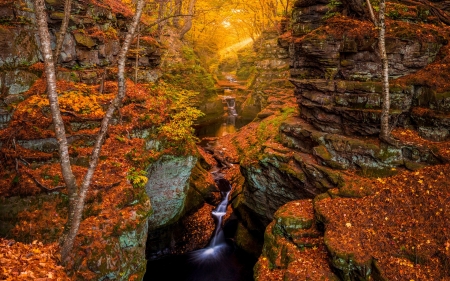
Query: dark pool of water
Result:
<box><xmin>144</xmin><ymin>242</ymin><xmax>256</xmax><ymax>281</ymax></box>
<box><xmin>195</xmin><ymin>116</ymin><xmax>252</xmax><ymax>139</ymax></box>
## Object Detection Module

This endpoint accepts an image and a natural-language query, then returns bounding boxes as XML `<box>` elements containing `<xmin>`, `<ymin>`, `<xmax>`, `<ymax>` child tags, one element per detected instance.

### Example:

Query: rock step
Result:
<box><xmin>254</xmin><ymin>200</ymin><xmax>339</xmax><ymax>280</ymax></box>
<box><xmin>280</xmin><ymin>116</ymin><xmax>442</xmax><ymax>171</ymax></box>
<box><xmin>261</xmin><ymin>141</ymin><xmax>344</xmax><ymax>193</ymax></box>
<box><xmin>300</xmin><ymin>97</ymin><xmax>405</xmax><ymax>136</ymax></box>
<box><xmin>411</xmin><ymin>107</ymin><xmax>450</xmax><ymax>141</ymax></box>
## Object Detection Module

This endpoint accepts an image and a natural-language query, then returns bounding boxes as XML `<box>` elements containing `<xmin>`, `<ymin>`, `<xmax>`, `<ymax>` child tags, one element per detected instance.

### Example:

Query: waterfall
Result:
<box><xmin>209</xmin><ymin>190</ymin><xmax>230</xmax><ymax>247</ymax></box>
<box><xmin>225</xmin><ymin>98</ymin><xmax>238</xmax><ymax>117</ymax></box>
<box><xmin>190</xmin><ymin>178</ymin><xmax>231</xmax><ymax>262</ymax></box>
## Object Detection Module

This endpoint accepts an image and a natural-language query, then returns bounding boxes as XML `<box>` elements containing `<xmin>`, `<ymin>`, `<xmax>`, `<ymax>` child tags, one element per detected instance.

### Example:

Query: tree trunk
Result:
<box><xmin>53</xmin><ymin>0</ymin><xmax>72</xmax><ymax>64</ymax></box>
<box><xmin>173</xmin><ymin>0</ymin><xmax>182</xmax><ymax>27</ymax></box>
<box><xmin>178</xmin><ymin>0</ymin><xmax>196</xmax><ymax>39</ymax></box>
<box><xmin>59</xmin><ymin>0</ymin><xmax>146</xmax><ymax>262</ymax></box>
<box><xmin>34</xmin><ymin>0</ymin><xmax>147</xmax><ymax>263</ymax></box>
<box><xmin>378</xmin><ymin>0</ymin><xmax>390</xmax><ymax>141</ymax></box>
<box><xmin>135</xmin><ymin>25</ymin><xmax>140</xmax><ymax>83</ymax></box>
<box><xmin>365</xmin><ymin>0</ymin><xmax>377</xmax><ymax>25</ymax></box>
<box><xmin>33</xmin><ymin>0</ymin><xmax>79</xmax><ymax>244</ymax></box>
<box><xmin>158</xmin><ymin>0</ymin><xmax>167</xmax><ymax>33</ymax></box>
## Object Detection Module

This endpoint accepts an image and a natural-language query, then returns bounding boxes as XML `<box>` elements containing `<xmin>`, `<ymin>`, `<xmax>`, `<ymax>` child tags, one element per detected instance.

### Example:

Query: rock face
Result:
<box><xmin>146</xmin><ymin>155</ymin><xmax>197</xmax><ymax>228</ymax></box>
<box><xmin>145</xmin><ymin>155</ymin><xmax>220</xmax><ymax>259</ymax></box>
<box><xmin>248</xmin><ymin>0</ymin><xmax>450</xmax><ymax>280</ymax></box>
<box><xmin>286</xmin><ymin>2</ymin><xmax>450</xmax><ymax>141</ymax></box>
<box><xmin>212</xmin><ymin>1</ymin><xmax>450</xmax><ymax>276</ymax></box>
<box><xmin>238</xmin><ymin>29</ymin><xmax>294</xmax><ymax>120</ymax></box>
<box><xmin>0</xmin><ymin>0</ymin><xmax>162</xmax><ymax>131</ymax></box>
<box><xmin>0</xmin><ymin>182</ymin><xmax>152</xmax><ymax>281</ymax></box>
<box><xmin>0</xmin><ymin>1</ymin><xmax>166</xmax><ymax>279</ymax></box>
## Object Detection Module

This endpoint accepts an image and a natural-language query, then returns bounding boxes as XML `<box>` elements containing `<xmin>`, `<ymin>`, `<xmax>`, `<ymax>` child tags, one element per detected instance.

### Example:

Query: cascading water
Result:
<box><xmin>190</xmin><ymin>178</ymin><xmax>231</xmax><ymax>262</ymax></box>
<box><xmin>145</xmin><ymin>75</ymin><xmax>256</xmax><ymax>281</ymax></box>
<box><xmin>209</xmin><ymin>190</ymin><xmax>230</xmax><ymax>247</ymax></box>
<box><xmin>224</xmin><ymin>97</ymin><xmax>238</xmax><ymax>117</ymax></box>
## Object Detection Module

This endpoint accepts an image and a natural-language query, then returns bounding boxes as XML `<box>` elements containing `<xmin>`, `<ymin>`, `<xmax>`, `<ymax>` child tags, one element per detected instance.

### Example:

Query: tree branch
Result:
<box><xmin>23</xmin><ymin>170</ymin><xmax>66</xmax><ymax>193</ymax></box>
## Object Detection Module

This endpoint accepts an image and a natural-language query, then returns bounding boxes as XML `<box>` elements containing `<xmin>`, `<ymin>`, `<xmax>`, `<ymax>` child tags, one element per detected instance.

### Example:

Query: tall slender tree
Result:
<box><xmin>33</xmin><ymin>0</ymin><xmax>147</xmax><ymax>262</ymax></box>
<box><xmin>365</xmin><ymin>0</ymin><xmax>392</xmax><ymax>142</ymax></box>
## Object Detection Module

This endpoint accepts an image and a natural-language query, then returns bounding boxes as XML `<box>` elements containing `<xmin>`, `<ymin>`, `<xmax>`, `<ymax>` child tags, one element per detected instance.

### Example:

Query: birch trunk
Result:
<box><xmin>33</xmin><ymin>0</ymin><xmax>79</xmax><ymax>243</ymax></box>
<box><xmin>60</xmin><ymin>0</ymin><xmax>146</xmax><ymax>262</ymax></box>
<box><xmin>34</xmin><ymin>0</ymin><xmax>147</xmax><ymax>263</ymax></box>
<box><xmin>378</xmin><ymin>0</ymin><xmax>391</xmax><ymax>141</ymax></box>
<box><xmin>365</xmin><ymin>0</ymin><xmax>391</xmax><ymax>141</ymax></box>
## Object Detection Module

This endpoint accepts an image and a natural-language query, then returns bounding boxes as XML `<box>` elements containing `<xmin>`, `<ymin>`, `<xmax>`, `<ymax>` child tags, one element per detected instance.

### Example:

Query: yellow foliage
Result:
<box><xmin>18</xmin><ymin>89</ymin><xmax>115</xmax><ymax>119</ymax></box>
<box><xmin>58</xmin><ymin>91</ymin><xmax>106</xmax><ymax>117</ymax></box>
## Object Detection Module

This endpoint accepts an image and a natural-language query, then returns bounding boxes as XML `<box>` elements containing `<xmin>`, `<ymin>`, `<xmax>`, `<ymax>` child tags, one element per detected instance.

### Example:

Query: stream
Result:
<box><xmin>144</xmin><ymin>78</ymin><xmax>256</xmax><ymax>281</ymax></box>
<box><xmin>144</xmin><ymin>176</ymin><xmax>255</xmax><ymax>281</ymax></box>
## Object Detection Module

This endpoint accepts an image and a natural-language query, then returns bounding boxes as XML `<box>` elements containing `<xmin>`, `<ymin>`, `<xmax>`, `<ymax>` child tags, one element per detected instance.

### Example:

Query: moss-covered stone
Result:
<box><xmin>146</xmin><ymin>154</ymin><xmax>197</xmax><ymax>229</ymax></box>
<box><xmin>74</xmin><ymin>32</ymin><xmax>97</xmax><ymax>48</ymax></box>
<box><xmin>313</xmin><ymin>145</ymin><xmax>332</xmax><ymax>161</ymax></box>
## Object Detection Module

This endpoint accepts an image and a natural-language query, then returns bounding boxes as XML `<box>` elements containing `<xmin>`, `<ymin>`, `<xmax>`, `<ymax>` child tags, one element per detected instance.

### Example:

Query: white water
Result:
<box><xmin>226</xmin><ymin>99</ymin><xmax>238</xmax><ymax>116</ymax></box>
<box><xmin>190</xmin><ymin>189</ymin><xmax>231</xmax><ymax>262</ymax></box>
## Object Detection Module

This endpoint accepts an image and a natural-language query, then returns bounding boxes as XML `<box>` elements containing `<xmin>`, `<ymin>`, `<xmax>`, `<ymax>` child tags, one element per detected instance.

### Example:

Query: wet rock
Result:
<box><xmin>146</xmin><ymin>155</ymin><xmax>197</xmax><ymax>229</ymax></box>
<box><xmin>98</xmin><ymin>40</ymin><xmax>120</xmax><ymax>64</ymax></box>
<box><xmin>59</xmin><ymin>33</ymin><xmax>77</xmax><ymax>63</ymax></box>
<box><xmin>76</xmin><ymin>48</ymin><xmax>100</xmax><ymax>67</ymax></box>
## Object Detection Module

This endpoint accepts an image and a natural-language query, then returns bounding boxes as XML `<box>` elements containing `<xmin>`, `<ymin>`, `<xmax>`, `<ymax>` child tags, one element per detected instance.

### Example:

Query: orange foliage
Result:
<box><xmin>318</xmin><ymin>164</ymin><xmax>450</xmax><ymax>280</ymax></box>
<box><xmin>395</xmin><ymin>42</ymin><xmax>450</xmax><ymax>92</ymax></box>
<box><xmin>0</xmin><ymin>239</ymin><xmax>69</xmax><ymax>280</ymax></box>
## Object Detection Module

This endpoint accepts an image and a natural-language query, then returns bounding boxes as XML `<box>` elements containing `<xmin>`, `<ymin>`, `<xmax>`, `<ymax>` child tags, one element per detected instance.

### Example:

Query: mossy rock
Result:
<box><xmin>273</xmin><ymin>200</ymin><xmax>315</xmax><ymax>231</ymax></box>
<box><xmin>313</xmin><ymin>145</ymin><xmax>332</xmax><ymax>161</ymax></box>
<box><xmin>404</xmin><ymin>161</ymin><xmax>428</xmax><ymax>171</ymax></box>
<box><xmin>74</xmin><ymin>32</ymin><xmax>97</xmax><ymax>48</ymax></box>
<box><xmin>357</xmin><ymin>166</ymin><xmax>398</xmax><ymax>178</ymax></box>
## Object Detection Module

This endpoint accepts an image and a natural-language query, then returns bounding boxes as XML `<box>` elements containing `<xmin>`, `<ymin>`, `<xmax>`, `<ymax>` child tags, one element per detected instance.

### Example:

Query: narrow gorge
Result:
<box><xmin>0</xmin><ymin>0</ymin><xmax>449</xmax><ymax>280</ymax></box>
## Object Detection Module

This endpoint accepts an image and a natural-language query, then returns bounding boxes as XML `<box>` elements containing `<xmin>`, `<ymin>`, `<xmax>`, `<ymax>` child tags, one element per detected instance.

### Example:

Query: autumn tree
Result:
<box><xmin>178</xmin><ymin>0</ymin><xmax>196</xmax><ymax>39</ymax></box>
<box><xmin>364</xmin><ymin>0</ymin><xmax>391</xmax><ymax>142</ymax></box>
<box><xmin>33</xmin><ymin>0</ymin><xmax>146</xmax><ymax>262</ymax></box>
<box><xmin>173</xmin><ymin>0</ymin><xmax>182</xmax><ymax>27</ymax></box>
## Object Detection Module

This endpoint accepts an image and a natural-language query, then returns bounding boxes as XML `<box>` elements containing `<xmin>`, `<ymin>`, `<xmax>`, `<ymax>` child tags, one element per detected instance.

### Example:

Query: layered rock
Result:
<box><xmin>250</xmin><ymin>0</ymin><xmax>450</xmax><ymax>280</ymax></box>
<box><xmin>0</xmin><ymin>0</ymin><xmax>162</xmax><ymax>132</ymax></box>
<box><xmin>238</xmin><ymin>29</ymin><xmax>294</xmax><ymax>120</ymax></box>
<box><xmin>287</xmin><ymin>1</ymin><xmax>450</xmax><ymax>141</ymax></box>
<box><xmin>254</xmin><ymin>200</ymin><xmax>339</xmax><ymax>281</ymax></box>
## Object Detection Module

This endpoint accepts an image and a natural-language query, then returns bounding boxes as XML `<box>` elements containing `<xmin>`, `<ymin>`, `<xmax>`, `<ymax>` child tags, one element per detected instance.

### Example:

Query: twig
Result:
<box><xmin>99</xmin><ymin>67</ymin><xmax>107</xmax><ymax>94</ymax></box>
<box><xmin>92</xmin><ymin>181</ymin><xmax>121</xmax><ymax>191</ymax></box>
<box><xmin>60</xmin><ymin>110</ymin><xmax>103</xmax><ymax>121</ymax></box>
<box><xmin>23</xmin><ymin>170</ymin><xmax>65</xmax><ymax>193</ymax></box>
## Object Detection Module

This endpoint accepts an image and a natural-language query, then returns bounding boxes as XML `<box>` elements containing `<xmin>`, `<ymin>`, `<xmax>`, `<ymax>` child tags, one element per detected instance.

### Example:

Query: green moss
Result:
<box><xmin>404</xmin><ymin>161</ymin><xmax>427</xmax><ymax>171</ymax></box>
<box><xmin>74</xmin><ymin>32</ymin><xmax>97</xmax><ymax>48</ymax></box>
<box><xmin>313</xmin><ymin>145</ymin><xmax>332</xmax><ymax>161</ymax></box>
<box><xmin>357</xmin><ymin>166</ymin><xmax>398</xmax><ymax>178</ymax></box>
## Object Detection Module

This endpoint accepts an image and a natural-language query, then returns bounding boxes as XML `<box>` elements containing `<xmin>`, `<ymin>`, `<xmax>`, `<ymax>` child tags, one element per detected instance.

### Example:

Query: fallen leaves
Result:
<box><xmin>317</xmin><ymin>164</ymin><xmax>450</xmax><ymax>280</ymax></box>
<box><xmin>0</xmin><ymin>239</ymin><xmax>69</xmax><ymax>280</ymax></box>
